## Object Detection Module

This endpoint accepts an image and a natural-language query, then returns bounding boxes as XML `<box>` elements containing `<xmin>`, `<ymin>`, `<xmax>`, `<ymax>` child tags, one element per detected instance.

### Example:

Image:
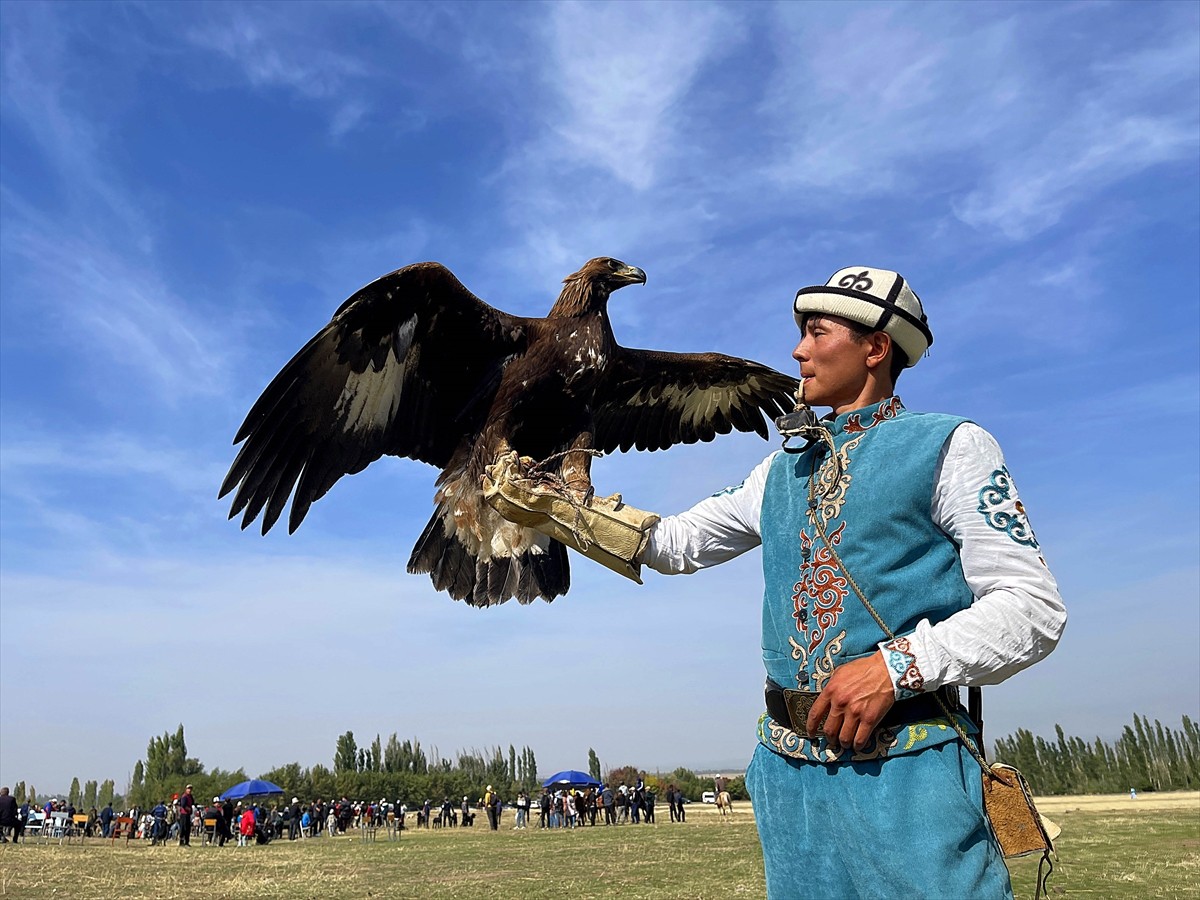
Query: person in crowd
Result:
<box><xmin>0</xmin><ymin>788</ymin><xmax>17</xmax><ymax>843</ymax></box>
<box><xmin>99</xmin><ymin>800</ymin><xmax>114</xmax><ymax>838</ymax></box>
<box><xmin>483</xmin><ymin>786</ymin><xmax>498</xmax><ymax>831</ymax></box>
<box><xmin>150</xmin><ymin>799</ymin><xmax>169</xmax><ymax>846</ymax></box>
<box><xmin>666</xmin><ymin>784</ymin><xmax>678</xmax><ymax>822</ymax></box>
<box><xmin>238</xmin><ymin>806</ymin><xmax>255</xmax><ymax>847</ymax></box>
<box><xmin>602</xmin><ymin>784</ymin><xmax>615</xmax><ymax>826</ymax></box>
<box><xmin>202</xmin><ymin>798</ymin><xmax>222</xmax><ymax>844</ymax></box>
<box><xmin>645</xmin><ymin>789</ymin><xmax>656</xmax><ymax>824</ymax></box>
<box><xmin>221</xmin><ymin>797</ymin><xmax>235</xmax><ymax>844</ymax></box>
<box><xmin>15</xmin><ymin>798</ymin><xmax>30</xmax><ymax>843</ymax></box>
<box><xmin>539</xmin><ymin>788</ymin><xmax>551</xmax><ymax>828</ymax></box>
<box><xmin>288</xmin><ymin>797</ymin><xmax>302</xmax><ymax>840</ymax></box>
<box><xmin>513</xmin><ymin>790</ymin><xmax>526</xmax><ymax>830</ymax></box>
<box><xmin>177</xmin><ymin>784</ymin><xmax>194</xmax><ymax>846</ymax></box>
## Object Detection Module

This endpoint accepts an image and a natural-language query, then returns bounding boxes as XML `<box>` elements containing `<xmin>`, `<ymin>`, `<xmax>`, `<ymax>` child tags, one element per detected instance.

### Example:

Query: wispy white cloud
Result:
<box><xmin>1</xmin><ymin>192</ymin><xmax>231</xmax><ymax>402</ymax></box>
<box><xmin>184</xmin><ymin>6</ymin><xmax>367</xmax><ymax>99</ymax></box>
<box><xmin>760</xmin><ymin>3</ymin><xmax>1020</xmax><ymax>193</ymax></box>
<box><xmin>954</xmin><ymin>24</ymin><xmax>1200</xmax><ymax>238</ymax></box>
<box><xmin>532</xmin><ymin>0</ymin><xmax>740</xmax><ymax>190</ymax></box>
<box><xmin>181</xmin><ymin>4</ymin><xmax>380</xmax><ymax>140</ymax></box>
<box><xmin>0</xmin><ymin>5</ymin><xmax>153</xmax><ymax>243</ymax></box>
<box><xmin>761</xmin><ymin>2</ymin><xmax>1199</xmax><ymax>240</ymax></box>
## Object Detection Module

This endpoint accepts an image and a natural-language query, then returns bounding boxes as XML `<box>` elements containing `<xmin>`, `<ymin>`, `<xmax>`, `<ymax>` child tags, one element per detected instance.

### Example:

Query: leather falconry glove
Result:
<box><xmin>482</xmin><ymin>451</ymin><xmax>660</xmax><ymax>583</ymax></box>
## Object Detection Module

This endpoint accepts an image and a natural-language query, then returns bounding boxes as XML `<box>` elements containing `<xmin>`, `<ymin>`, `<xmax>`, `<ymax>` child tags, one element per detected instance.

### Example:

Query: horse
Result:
<box><xmin>716</xmin><ymin>791</ymin><xmax>733</xmax><ymax>816</ymax></box>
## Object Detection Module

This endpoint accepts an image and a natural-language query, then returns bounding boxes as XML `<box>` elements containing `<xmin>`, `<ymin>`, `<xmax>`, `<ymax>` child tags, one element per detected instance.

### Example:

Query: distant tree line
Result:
<box><xmin>603</xmin><ymin>765</ymin><xmax>749</xmax><ymax>803</ymax></box>
<box><xmin>25</xmin><ymin>714</ymin><xmax>1196</xmax><ymax>809</ymax></box>
<box><xmin>992</xmin><ymin>714</ymin><xmax>1199</xmax><ymax>795</ymax></box>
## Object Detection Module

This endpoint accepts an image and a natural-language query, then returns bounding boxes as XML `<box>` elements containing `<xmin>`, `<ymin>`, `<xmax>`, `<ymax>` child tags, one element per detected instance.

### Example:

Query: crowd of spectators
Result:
<box><xmin>0</xmin><ymin>778</ymin><xmax>711</xmax><ymax>846</ymax></box>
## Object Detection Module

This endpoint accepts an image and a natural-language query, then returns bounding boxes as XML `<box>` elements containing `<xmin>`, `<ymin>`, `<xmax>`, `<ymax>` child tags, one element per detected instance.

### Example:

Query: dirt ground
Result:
<box><xmin>1034</xmin><ymin>790</ymin><xmax>1199</xmax><ymax>814</ymax></box>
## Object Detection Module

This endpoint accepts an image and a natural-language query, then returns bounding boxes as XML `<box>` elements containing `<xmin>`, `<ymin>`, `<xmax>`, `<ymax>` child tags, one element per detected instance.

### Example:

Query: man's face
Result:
<box><xmin>792</xmin><ymin>314</ymin><xmax>872</xmax><ymax>411</ymax></box>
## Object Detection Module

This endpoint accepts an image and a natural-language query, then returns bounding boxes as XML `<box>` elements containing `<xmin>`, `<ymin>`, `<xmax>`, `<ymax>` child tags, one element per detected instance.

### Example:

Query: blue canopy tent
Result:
<box><xmin>542</xmin><ymin>770</ymin><xmax>601</xmax><ymax>788</ymax></box>
<box><xmin>220</xmin><ymin>779</ymin><xmax>286</xmax><ymax>800</ymax></box>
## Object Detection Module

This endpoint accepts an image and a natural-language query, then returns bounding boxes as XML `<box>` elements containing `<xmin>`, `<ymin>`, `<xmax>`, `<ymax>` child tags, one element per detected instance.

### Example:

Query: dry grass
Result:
<box><xmin>2</xmin><ymin>794</ymin><xmax>1196</xmax><ymax>899</ymax></box>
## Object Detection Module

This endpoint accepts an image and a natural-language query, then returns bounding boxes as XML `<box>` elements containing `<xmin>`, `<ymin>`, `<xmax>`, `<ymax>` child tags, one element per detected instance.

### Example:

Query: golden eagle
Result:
<box><xmin>220</xmin><ymin>258</ymin><xmax>797</xmax><ymax>606</ymax></box>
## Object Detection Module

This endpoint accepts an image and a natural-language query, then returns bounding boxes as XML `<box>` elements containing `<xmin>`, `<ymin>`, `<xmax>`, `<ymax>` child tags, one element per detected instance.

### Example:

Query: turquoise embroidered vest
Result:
<box><xmin>756</xmin><ymin>398</ymin><xmax>978</xmax><ymax>764</ymax></box>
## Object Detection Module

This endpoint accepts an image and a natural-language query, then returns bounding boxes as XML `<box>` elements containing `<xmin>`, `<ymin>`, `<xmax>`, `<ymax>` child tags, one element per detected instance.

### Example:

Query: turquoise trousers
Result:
<box><xmin>746</xmin><ymin>740</ymin><xmax>1013</xmax><ymax>900</ymax></box>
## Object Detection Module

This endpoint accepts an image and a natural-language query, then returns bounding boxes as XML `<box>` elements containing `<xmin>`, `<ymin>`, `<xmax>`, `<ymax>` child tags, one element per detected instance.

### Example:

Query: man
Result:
<box><xmin>289</xmin><ymin>797</ymin><xmax>302</xmax><ymax>840</ymax></box>
<box><xmin>483</xmin><ymin>785</ymin><xmax>498</xmax><ymax>831</ymax></box>
<box><xmin>15</xmin><ymin>798</ymin><xmax>29</xmax><ymax>843</ymax></box>
<box><xmin>636</xmin><ymin>267</ymin><xmax>1066</xmax><ymax>897</ymax></box>
<box><xmin>99</xmin><ymin>800</ymin><xmax>114</xmax><ymax>838</ymax></box>
<box><xmin>178</xmin><ymin>785</ymin><xmax>194</xmax><ymax>846</ymax></box>
<box><xmin>150</xmin><ymin>799</ymin><xmax>169</xmax><ymax>845</ymax></box>
<box><xmin>204</xmin><ymin>798</ymin><xmax>223</xmax><ymax>844</ymax></box>
<box><xmin>0</xmin><ymin>788</ymin><xmax>17</xmax><ymax>843</ymax></box>
<box><xmin>221</xmin><ymin>796</ymin><xmax>235</xmax><ymax>845</ymax></box>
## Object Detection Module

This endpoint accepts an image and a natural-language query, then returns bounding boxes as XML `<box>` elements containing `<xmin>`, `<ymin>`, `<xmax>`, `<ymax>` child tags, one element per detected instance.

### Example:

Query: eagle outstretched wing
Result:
<box><xmin>220</xmin><ymin>262</ymin><xmax>532</xmax><ymax>535</ymax></box>
<box><xmin>592</xmin><ymin>349</ymin><xmax>798</xmax><ymax>453</ymax></box>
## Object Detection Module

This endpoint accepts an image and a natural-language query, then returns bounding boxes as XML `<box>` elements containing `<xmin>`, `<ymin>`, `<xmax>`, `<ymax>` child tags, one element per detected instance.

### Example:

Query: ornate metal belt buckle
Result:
<box><xmin>782</xmin><ymin>689</ymin><xmax>820</xmax><ymax>738</ymax></box>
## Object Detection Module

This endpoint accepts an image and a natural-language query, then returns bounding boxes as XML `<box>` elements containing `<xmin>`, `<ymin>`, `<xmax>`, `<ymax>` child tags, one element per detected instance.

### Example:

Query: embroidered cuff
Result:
<box><xmin>879</xmin><ymin>636</ymin><xmax>926</xmax><ymax>700</ymax></box>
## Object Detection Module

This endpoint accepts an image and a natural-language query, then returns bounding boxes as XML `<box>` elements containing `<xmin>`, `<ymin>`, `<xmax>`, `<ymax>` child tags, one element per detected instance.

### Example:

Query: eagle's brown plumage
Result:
<box><xmin>220</xmin><ymin>257</ymin><xmax>798</xmax><ymax>606</ymax></box>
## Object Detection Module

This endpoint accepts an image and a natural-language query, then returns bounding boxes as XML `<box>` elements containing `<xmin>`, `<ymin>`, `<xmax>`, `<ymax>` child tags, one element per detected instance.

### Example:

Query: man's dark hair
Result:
<box><xmin>802</xmin><ymin>314</ymin><xmax>908</xmax><ymax>385</ymax></box>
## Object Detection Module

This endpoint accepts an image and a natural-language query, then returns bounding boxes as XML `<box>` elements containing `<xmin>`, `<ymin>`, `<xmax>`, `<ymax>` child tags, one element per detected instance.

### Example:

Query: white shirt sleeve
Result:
<box><xmin>642</xmin><ymin>453</ymin><xmax>776</xmax><ymax>574</ymax></box>
<box><xmin>879</xmin><ymin>423</ymin><xmax>1067</xmax><ymax>695</ymax></box>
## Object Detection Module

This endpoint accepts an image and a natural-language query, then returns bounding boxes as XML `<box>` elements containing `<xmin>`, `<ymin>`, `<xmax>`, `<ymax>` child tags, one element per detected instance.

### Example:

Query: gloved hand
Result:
<box><xmin>482</xmin><ymin>451</ymin><xmax>660</xmax><ymax>583</ymax></box>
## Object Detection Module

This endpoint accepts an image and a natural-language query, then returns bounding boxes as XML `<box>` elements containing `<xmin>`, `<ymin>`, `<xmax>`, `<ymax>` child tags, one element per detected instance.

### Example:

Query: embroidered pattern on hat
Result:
<box><xmin>838</xmin><ymin>270</ymin><xmax>874</xmax><ymax>291</ymax></box>
<box><xmin>977</xmin><ymin>467</ymin><xmax>1039</xmax><ymax>548</ymax></box>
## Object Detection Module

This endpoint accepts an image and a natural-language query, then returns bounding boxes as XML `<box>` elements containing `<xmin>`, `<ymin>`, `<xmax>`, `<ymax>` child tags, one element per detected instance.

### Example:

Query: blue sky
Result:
<box><xmin>2</xmin><ymin>0</ymin><xmax>1197</xmax><ymax>795</ymax></box>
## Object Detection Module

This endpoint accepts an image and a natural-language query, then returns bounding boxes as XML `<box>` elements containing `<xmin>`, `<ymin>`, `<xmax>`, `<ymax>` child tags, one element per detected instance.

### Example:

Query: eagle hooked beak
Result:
<box><xmin>610</xmin><ymin>264</ymin><xmax>647</xmax><ymax>287</ymax></box>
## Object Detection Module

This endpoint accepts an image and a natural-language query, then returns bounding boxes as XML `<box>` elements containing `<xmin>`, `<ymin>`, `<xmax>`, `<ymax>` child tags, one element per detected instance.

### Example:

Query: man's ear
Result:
<box><xmin>864</xmin><ymin>331</ymin><xmax>893</xmax><ymax>372</ymax></box>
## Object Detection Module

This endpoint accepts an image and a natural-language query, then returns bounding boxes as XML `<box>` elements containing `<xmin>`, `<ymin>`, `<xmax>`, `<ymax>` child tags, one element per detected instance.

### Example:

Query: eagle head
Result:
<box><xmin>568</xmin><ymin>257</ymin><xmax>647</xmax><ymax>290</ymax></box>
<box><xmin>552</xmin><ymin>258</ymin><xmax>646</xmax><ymax>316</ymax></box>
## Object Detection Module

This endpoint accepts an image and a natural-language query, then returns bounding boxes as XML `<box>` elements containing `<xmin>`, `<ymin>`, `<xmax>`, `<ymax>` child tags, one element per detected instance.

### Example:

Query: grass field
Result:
<box><xmin>1</xmin><ymin>793</ymin><xmax>1196</xmax><ymax>899</ymax></box>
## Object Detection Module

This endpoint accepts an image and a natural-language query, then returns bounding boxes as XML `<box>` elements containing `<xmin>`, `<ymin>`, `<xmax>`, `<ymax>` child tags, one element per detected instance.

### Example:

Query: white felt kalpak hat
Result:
<box><xmin>793</xmin><ymin>266</ymin><xmax>933</xmax><ymax>368</ymax></box>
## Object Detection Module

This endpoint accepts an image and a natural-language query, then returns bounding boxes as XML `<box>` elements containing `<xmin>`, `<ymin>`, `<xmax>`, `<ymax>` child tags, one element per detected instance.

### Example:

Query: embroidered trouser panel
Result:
<box><xmin>747</xmin><ymin>741</ymin><xmax>1013</xmax><ymax>900</ymax></box>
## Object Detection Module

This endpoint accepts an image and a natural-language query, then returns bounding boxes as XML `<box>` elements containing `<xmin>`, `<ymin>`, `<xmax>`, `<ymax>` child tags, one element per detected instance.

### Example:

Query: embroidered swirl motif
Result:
<box><xmin>792</xmin><ymin>524</ymin><xmax>847</xmax><ymax>652</ymax></box>
<box><xmin>883</xmin><ymin>636</ymin><xmax>924</xmax><ymax>699</ymax></box>
<box><xmin>844</xmin><ymin>396</ymin><xmax>904</xmax><ymax>434</ymax></box>
<box><xmin>812</xmin><ymin>630</ymin><xmax>846</xmax><ymax>693</ymax></box>
<box><xmin>810</xmin><ymin>433</ymin><xmax>865</xmax><ymax>521</ymax></box>
<box><xmin>838</xmin><ymin>270</ymin><xmax>874</xmax><ymax>291</ymax></box>
<box><xmin>977</xmin><ymin>467</ymin><xmax>1040</xmax><ymax>548</ymax></box>
<box><xmin>903</xmin><ymin>720</ymin><xmax>950</xmax><ymax>752</ymax></box>
<box><xmin>759</xmin><ymin>712</ymin><xmax>899</xmax><ymax>763</ymax></box>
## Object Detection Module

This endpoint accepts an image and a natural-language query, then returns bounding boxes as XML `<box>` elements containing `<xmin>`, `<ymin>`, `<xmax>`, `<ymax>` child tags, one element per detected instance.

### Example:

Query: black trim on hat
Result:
<box><xmin>875</xmin><ymin>273</ymin><xmax>904</xmax><ymax>331</ymax></box>
<box><xmin>794</xmin><ymin>285</ymin><xmax>934</xmax><ymax>345</ymax></box>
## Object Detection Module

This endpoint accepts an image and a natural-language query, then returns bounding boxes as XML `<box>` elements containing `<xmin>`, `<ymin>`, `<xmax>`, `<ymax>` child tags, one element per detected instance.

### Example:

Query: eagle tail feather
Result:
<box><xmin>407</xmin><ymin>507</ymin><xmax>570</xmax><ymax>606</ymax></box>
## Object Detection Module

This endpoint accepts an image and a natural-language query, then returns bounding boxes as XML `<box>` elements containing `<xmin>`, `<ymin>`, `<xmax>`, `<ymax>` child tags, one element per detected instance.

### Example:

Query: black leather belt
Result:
<box><xmin>765</xmin><ymin>682</ymin><xmax>960</xmax><ymax>740</ymax></box>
